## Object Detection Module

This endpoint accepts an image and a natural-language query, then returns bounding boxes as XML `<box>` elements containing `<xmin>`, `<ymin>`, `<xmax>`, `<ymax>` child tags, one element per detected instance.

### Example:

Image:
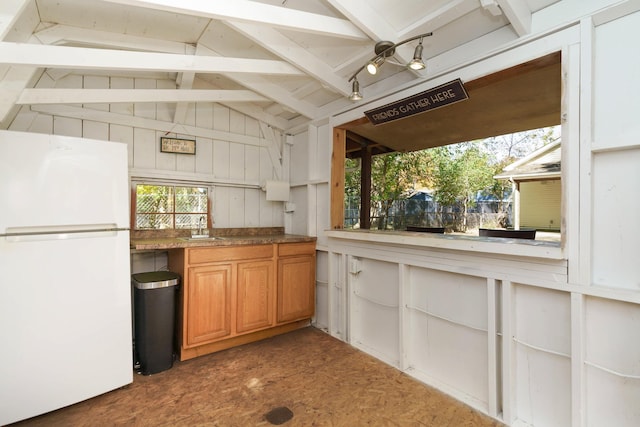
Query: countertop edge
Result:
<box><xmin>130</xmin><ymin>234</ymin><xmax>316</xmax><ymax>250</ymax></box>
<box><xmin>326</xmin><ymin>229</ymin><xmax>564</xmax><ymax>260</ymax></box>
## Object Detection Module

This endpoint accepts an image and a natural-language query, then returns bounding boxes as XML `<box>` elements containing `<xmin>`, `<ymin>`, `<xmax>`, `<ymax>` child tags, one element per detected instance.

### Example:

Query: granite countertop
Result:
<box><xmin>130</xmin><ymin>227</ymin><xmax>316</xmax><ymax>250</ymax></box>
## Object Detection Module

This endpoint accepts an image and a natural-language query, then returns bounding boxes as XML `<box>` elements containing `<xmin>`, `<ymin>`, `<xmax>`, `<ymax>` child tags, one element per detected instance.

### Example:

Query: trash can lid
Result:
<box><xmin>132</xmin><ymin>271</ymin><xmax>180</xmax><ymax>289</ymax></box>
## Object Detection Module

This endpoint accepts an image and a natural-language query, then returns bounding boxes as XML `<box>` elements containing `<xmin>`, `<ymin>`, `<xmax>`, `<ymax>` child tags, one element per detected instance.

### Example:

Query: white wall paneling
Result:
<box><xmin>289</xmin><ymin>185</ymin><xmax>308</xmax><ymax>235</ymax></box>
<box><xmin>584</xmin><ymin>297</ymin><xmax>640</xmax><ymax>426</ymax></box>
<box><xmin>501</xmin><ymin>280</ymin><xmax>515</xmax><ymax>424</ymax></box>
<box><xmin>593</xmin><ymin>10</ymin><xmax>640</xmax><ymax>150</ymax></box>
<box><xmin>512</xmin><ymin>285</ymin><xmax>572</xmax><ymax>427</ymax></box>
<box><xmin>130</xmin><ymin>250</ymin><xmax>168</xmax><ymax>275</ymax></box>
<box><xmin>313</xmin><ymin>250</ymin><xmax>329</xmax><ymax>331</ymax></box>
<box><xmin>590</xmin><ymin>10</ymin><xmax>640</xmax><ymax>291</ymax></box>
<box><xmin>565</xmin><ymin>35</ymin><xmax>584</xmax><ymax>286</ymax></box>
<box><xmin>154</xmin><ymin>79</ymin><xmax>176</xmax><ymax>123</ymax></box>
<box><xmin>213</xmin><ymin>186</ymin><xmax>230</xmax><ymax>227</ymax></box>
<box><xmin>349</xmin><ymin>257</ymin><xmax>400</xmax><ymax>367</ymax></box>
<box><xmin>109</xmin><ymin>124</ymin><xmax>134</xmax><ymax>167</ymax></box>
<box><xmin>132</xmin><ymin>128</ymin><xmax>156</xmax><ymax>170</ymax></box>
<box><xmin>398</xmin><ymin>263</ymin><xmax>409</xmax><ymax>372</ymax></box>
<box><xmin>109</xmin><ymin>76</ymin><xmax>134</xmax><ymax>116</ymax></box>
<box><xmin>83</xmin><ymin>75</ymin><xmax>110</xmax><ymax>112</ymax></box>
<box><xmin>133</xmin><ymin>78</ymin><xmax>156</xmax><ymax>120</ymax></box>
<box><xmin>8</xmin><ymin>71</ymin><xmax>288</xmax><ymax>230</ymax></box>
<box><xmin>289</xmin><ymin>129</ymin><xmax>308</xmax><ymax>184</ymax></box>
<box><xmin>228</xmin><ymin>187</ymin><xmax>246</xmax><ymax>228</ymax></box>
<box><xmin>314</xmin><ymin>183</ymin><xmax>330</xmax><ymax>247</ymax></box>
<box><xmin>213</xmin><ymin>139</ymin><xmax>231</xmax><ymax>179</ymax></box>
<box><xmin>53</xmin><ymin>115</ymin><xmax>81</xmax><ymax>138</ymax></box>
<box><xmin>570</xmin><ymin>292</ymin><xmax>585</xmax><ymax>427</ymax></box>
<box><xmin>325</xmin><ymin>232</ymin><xmax>640</xmax><ymax>425</ymax></box>
<box><xmin>305</xmin><ymin>183</ymin><xmax>318</xmax><ymax>237</ymax></box>
<box><xmin>194</xmin><ymin>137</ymin><xmax>213</xmax><ymax>175</ymax></box>
<box><xmin>327</xmin><ymin>251</ymin><xmax>348</xmax><ymax>341</ymax></box>
<box><xmin>591</xmin><ymin>148</ymin><xmax>640</xmax><ymax>290</ymax></box>
<box><xmin>405</xmin><ymin>267</ymin><xmax>490</xmax><ymax>411</ymax></box>
<box><xmin>83</xmin><ymin>120</ymin><xmax>108</xmax><ymax>141</ymax></box>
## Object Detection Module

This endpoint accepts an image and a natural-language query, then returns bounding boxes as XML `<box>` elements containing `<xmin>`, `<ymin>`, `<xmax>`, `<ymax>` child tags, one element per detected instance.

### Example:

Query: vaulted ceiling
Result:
<box><xmin>0</xmin><ymin>0</ymin><xmax>561</xmax><ymax>146</ymax></box>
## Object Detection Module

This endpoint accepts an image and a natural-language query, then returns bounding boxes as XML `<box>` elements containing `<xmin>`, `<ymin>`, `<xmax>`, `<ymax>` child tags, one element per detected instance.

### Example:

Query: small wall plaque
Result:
<box><xmin>160</xmin><ymin>137</ymin><xmax>196</xmax><ymax>154</ymax></box>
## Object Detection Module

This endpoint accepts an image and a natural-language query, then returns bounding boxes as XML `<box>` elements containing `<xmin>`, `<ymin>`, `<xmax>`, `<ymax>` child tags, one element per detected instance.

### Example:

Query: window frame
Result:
<box><xmin>131</xmin><ymin>179</ymin><xmax>212</xmax><ymax>231</ymax></box>
<box><xmin>330</xmin><ymin>54</ymin><xmax>565</xmax><ymax>247</ymax></box>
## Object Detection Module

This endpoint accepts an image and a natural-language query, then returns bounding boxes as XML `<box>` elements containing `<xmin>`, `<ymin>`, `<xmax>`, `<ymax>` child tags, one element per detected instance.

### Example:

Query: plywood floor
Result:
<box><xmin>14</xmin><ymin>327</ymin><xmax>503</xmax><ymax>426</ymax></box>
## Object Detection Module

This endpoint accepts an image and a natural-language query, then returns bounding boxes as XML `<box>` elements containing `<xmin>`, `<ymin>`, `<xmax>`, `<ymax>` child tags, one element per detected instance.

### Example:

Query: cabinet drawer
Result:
<box><xmin>188</xmin><ymin>244</ymin><xmax>274</xmax><ymax>265</ymax></box>
<box><xmin>278</xmin><ymin>241</ymin><xmax>316</xmax><ymax>257</ymax></box>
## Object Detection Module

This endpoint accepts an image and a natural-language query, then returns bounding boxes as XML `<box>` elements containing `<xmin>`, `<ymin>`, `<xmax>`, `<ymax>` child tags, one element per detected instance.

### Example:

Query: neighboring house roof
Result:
<box><xmin>407</xmin><ymin>188</ymin><xmax>434</xmax><ymax>201</ymax></box>
<box><xmin>495</xmin><ymin>140</ymin><xmax>561</xmax><ymax>181</ymax></box>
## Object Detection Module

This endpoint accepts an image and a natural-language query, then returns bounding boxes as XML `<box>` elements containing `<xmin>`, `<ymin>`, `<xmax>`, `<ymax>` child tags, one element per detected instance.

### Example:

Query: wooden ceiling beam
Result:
<box><xmin>0</xmin><ymin>42</ymin><xmax>305</xmax><ymax>75</ymax></box>
<box><xmin>223</xmin><ymin>21</ymin><xmax>351</xmax><ymax>97</ymax></box>
<box><xmin>16</xmin><ymin>89</ymin><xmax>269</xmax><ymax>105</ymax></box>
<box><xmin>346</xmin><ymin>131</ymin><xmax>394</xmax><ymax>158</ymax></box>
<box><xmin>101</xmin><ymin>0</ymin><xmax>368</xmax><ymax>41</ymax></box>
<box><xmin>195</xmin><ymin>44</ymin><xmax>318</xmax><ymax>120</ymax></box>
<box><xmin>496</xmin><ymin>0</ymin><xmax>532</xmax><ymax>36</ymax></box>
<box><xmin>0</xmin><ymin>0</ymin><xmax>31</xmax><ymax>39</ymax></box>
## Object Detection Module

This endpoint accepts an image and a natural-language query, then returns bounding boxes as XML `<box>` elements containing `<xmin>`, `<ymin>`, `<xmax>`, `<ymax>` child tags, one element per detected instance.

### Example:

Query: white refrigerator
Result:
<box><xmin>0</xmin><ymin>130</ymin><xmax>133</xmax><ymax>425</ymax></box>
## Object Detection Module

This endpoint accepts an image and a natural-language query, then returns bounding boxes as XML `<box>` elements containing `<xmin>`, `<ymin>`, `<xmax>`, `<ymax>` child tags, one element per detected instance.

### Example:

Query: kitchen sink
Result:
<box><xmin>179</xmin><ymin>236</ymin><xmax>224</xmax><ymax>242</ymax></box>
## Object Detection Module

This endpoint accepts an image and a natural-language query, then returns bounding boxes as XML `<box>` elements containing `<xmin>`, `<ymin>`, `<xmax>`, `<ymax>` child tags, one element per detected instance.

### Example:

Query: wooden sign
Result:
<box><xmin>160</xmin><ymin>137</ymin><xmax>196</xmax><ymax>154</ymax></box>
<box><xmin>364</xmin><ymin>78</ymin><xmax>469</xmax><ymax>125</ymax></box>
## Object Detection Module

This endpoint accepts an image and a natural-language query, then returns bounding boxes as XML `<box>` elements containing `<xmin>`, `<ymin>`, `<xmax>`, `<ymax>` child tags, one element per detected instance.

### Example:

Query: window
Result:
<box><xmin>333</xmin><ymin>52</ymin><xmax>562</xmax><ymax>243</ymax></box>
<box><xmin>134</xmin><ymin>183</ymin><xmax>208</xmax><ymax>230</ymax></box>
<box><xmin>343</xmin><ymin>126</ymin><xmax>560</xmax><ymax>239</ymax></box>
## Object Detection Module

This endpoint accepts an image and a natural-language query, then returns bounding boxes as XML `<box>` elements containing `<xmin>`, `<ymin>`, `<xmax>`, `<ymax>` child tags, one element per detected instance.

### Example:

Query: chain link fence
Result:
<box><xmin>346</xmin><ymin>198</ymin><xmax>511</xmax><ymax>232</ymax></box>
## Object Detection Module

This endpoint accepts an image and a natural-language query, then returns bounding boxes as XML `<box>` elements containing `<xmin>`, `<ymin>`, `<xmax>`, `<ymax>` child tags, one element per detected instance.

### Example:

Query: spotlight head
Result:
<box><xmin>349</xmin><ymin>79</ymin><xmax>362</xmax><ymax>101</ymax></box>
<box><xmin>408</xmin><ymin>42</ymin><xmax>425</xmax><ymax>70</ymax></box>
<box><xmin>367</xmin><ymin>56</ymin><xmax>384</xmax><ymax>75</ymax></box>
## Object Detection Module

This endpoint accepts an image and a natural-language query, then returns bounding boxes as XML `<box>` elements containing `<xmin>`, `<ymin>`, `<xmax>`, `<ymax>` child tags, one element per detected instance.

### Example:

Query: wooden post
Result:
<box><xmin>331</xmin><ymin>128</ymin><xmax>346</xmax><ymax>230</ymax></box>
<box><xmin>360</xmin><ymin>145</ymin><xmax>371</xmax><ymax>229</ymax></box>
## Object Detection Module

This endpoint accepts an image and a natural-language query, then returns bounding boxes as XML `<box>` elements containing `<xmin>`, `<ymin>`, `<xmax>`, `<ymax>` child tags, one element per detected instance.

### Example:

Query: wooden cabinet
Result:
<box><xmin>236</xmin><ymin>260</ymin><xmax>274</xmax><ymax>333</ymax></box>
<box><xmin>186</xmin><ymin>264</ymin><xmax>232</xmax><ymax>345</ymax></box>
<box><xmin>277</xmin><ymin>242</ymin><xmax>316</xmax><ymax>323</ymax></box>
<box><xmin>169</xmin><ymin>240</ymin><xmax>315</xmax><ymax>361</ymax></box>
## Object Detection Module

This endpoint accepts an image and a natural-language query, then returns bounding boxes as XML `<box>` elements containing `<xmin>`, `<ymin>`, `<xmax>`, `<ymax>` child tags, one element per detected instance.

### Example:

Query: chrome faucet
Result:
<box><xmin>198</xmin><ymin>215</ymin><xmax>205</xmax><ymax>235</ymax></box>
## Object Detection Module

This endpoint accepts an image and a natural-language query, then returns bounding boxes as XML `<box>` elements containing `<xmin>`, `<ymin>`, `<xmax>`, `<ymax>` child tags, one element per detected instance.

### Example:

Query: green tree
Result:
<box><xmin>432</xmin><ymin>144</ymin><xmax>494</xmax><ymax>231</ymax></box>
<box><xmin>371</xmin><ymin>151</ymin><xmax>431</xmax><ymax>229</ymax></box>
<box><xmin>136</xmin><ymin>184</ymin><xmax>172</xmax><ymax>229</ymax></box>
<box><xmin>485</xmin><ymin>158</ymin><xmax>514</xmax><ymax>227</ymax></box>
<box><xmin>344</xmin><ymin>126</ymin><xmax>559</xmax><ymax>231</ymax></box>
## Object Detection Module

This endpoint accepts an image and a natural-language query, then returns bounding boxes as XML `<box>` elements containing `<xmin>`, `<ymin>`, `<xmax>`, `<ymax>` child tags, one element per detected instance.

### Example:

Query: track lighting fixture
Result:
<box><xmin>347</xmin><ymin>32</ymin><xmax>433</xmax><ymax>101</ymax></box>
<box><xmin>349</xmin><ymin>78</ymin><xmax>362</xmax><ymax>101</ymax></box>
<box><xmin>408</xmin><ymin>38</ymin><xmax>426</xmax><ymax>70</ymax></box>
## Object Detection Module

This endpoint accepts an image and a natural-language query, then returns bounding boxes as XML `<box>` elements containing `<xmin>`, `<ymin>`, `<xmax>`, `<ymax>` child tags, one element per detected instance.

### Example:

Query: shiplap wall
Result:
<box><xmin>8</xmin><ymin>71</ymin><xmax>286</xmax><ymax>231</ymax></box>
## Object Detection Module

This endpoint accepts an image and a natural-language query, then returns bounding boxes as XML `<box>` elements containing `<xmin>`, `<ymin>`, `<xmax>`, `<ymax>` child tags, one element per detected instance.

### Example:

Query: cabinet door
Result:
<box><xmin>186</xmin><ymin>264</ymin><xmax>232</xmax><ymax>346</ymax></box>
<box><xmin>236</xmin><ymin>260</ymin><xmax>274</xmax><ymax>333</ymax></box>
<box><xmin>277</xmin><ymin>255</ymin><xmax>315</xmax><ymax>323</ymax></box>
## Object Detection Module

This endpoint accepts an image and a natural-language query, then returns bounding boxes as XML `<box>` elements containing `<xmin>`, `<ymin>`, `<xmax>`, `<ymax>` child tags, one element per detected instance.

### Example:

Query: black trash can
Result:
<box><xmin>132</xmin><ymin>271</ymin><xmax>180</xmax><ymax>375</ymax></box>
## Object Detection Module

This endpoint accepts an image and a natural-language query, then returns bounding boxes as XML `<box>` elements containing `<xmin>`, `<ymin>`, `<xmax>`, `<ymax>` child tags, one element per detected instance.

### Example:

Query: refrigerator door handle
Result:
<box><xmin>2</xmin><ymin>224</ymin><xmax>128</xmax><ymax>241</ymax></box>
